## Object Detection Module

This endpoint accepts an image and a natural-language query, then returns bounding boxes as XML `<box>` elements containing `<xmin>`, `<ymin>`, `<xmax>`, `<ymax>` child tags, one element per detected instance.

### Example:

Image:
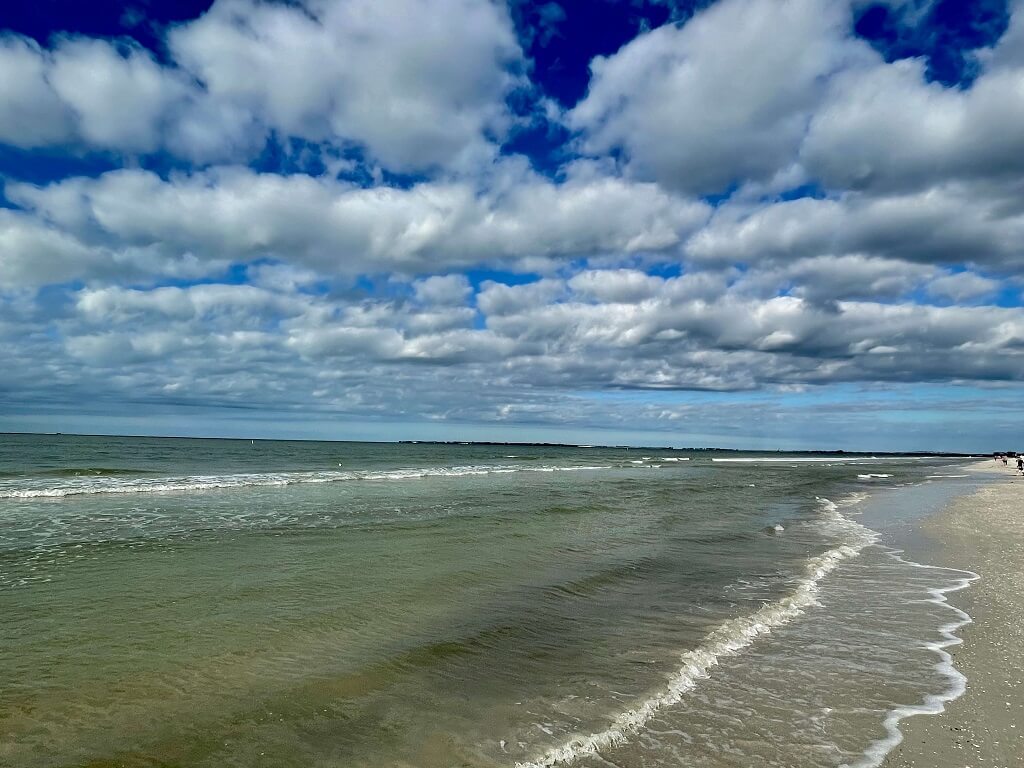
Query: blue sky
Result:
<box><xmin>0</xmin><ymin>0</ymin><xmax>1022</xmax><ymax>451</ymax></box>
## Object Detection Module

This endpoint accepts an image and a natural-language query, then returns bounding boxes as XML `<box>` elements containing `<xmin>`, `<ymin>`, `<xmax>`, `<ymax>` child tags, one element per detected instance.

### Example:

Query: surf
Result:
<box><xmin>0</xmin><ymin>463</ymin><xmax>616</xmax><ymax>499</ymax></box>
<box><xmin>517</xmin><ymin>497</ymin><xmax>877</xmax><ymax>768</ymax></box>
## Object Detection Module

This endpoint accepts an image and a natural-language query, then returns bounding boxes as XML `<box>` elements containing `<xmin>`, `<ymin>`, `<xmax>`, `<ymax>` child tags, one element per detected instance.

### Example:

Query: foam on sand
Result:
<box><xmin>517</xmin><ymin>492</ymin><xmax>981</xmax><ymax>768</ymax></box>
<box><xmin>517</xmin><ymin>498</ymin><xmax>876</xmax><ymax>768</ymax></box>
<box><xmin>847</xmin><ymin>552</ymin><xmax>978</xmax><ymax>768</ymax></box>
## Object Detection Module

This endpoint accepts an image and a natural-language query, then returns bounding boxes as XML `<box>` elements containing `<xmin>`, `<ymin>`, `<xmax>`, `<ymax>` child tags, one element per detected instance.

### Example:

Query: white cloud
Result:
<box><xmin>568</xmin><ymin>0</ymin><xmax>1024</xmax><ymax>214</ymax></box>
<box><xmin>76</xmin><ymin>284</ymin><xmax>307</xmax><ymax>324</ymax></box>
<box><xmin>926</xmin><ymin>271</ymin><xmax>1002</xmax><ymax>302</ymax></box>
<box><xmin>36</xmin><ymin>273</ymin><xmax>1024</xmax><ymax>401</ymax></box>
<box><xmin>170</xmin><ymin>0</ymin><xmax>523</xmax><ymax>171</ymax></box>
<box><xmin>0</xmin><ymin>36</ymin><xmax>74</xmax><ymax>147</ymax></box>
<box><xmin>0</xmin><ymin>34</ymin><xmax>199</xmax><ymax>155</ymax></box>
<box><xmin>413</xmin><ymin>275</ymin><xmax>473</xmax><ymax>306</ymax></box>
<box><xmin>7</xmin><ymin>165</ymin><xmax>709</xmax><ymax>278</ymax></box>
<box><xmin>570</xmin><ymin>0</ymin><xmax>871</xmax><ymax>194</ymax></box>
<box><xmin>0</xmin><ymin>0</ymin><xmax>524</xmax><ymax>170</ymax></box>
<box><xmin>686</xmin><ymin>183</ymin><xmax>1024</xmax><ymax>272</ymax></box>
<box><xmin>48</xmin><ymin>38</ymin><xmax>192</xmax><ymax>153</ymax></box>
<box><xmin>0</xmin><ymin>209</ymin><xmax>103</xmax><ymax>288</ymax></box>
<box><xmin>802</xmin><ymin>57</ymin><xmax>1024</xmax><ymax>192</ymax></box>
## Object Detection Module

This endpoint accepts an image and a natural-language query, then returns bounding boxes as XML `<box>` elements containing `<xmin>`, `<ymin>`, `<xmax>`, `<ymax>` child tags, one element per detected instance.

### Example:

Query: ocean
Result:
<box><xmin>0</xmin><ymin>434</ymin><xmax>982</xmax><ymax>768</ymax></box>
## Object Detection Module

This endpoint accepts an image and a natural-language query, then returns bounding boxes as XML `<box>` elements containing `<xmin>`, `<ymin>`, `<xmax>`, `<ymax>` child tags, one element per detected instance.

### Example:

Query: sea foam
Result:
<box><xmin>0</xmin><ymin>463</ymin><xmax>615</xmax><ymax>499</ymax></box>
<box><xmin>845</xmin><ymin>552</ymin><xmax>978</xmax><ymax>768</ymax></box>
<box><xmin>711</xmin><ymin>456</ymin><xmax>937</xmax><ymax>463</ymax></box>
<box><xmin>517</xmin><ymin>497</ymin><xmax>877</xmax><ymax>768</ymax></box>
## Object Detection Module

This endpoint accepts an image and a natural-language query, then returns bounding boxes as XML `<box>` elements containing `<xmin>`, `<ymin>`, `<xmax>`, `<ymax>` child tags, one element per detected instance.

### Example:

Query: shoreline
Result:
<box><xmin>882</xmin><ymin>461</ymin><xmax>1024</xmax><ymax>767</ymax></box>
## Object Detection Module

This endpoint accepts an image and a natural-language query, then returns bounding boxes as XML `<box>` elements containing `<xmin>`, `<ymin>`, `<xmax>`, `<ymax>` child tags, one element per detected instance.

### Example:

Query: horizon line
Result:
<box><xmin>0</xmin><ymin>431</ymin><xmax>987</xmax><ymax>456</ymax></box>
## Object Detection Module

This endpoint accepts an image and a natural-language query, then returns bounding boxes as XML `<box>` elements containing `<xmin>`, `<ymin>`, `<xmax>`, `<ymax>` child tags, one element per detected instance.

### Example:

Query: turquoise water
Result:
<box><xmin>0</xmin><ymin>435</ymin><xmax>978</xmax><ymax>767</ymax></box>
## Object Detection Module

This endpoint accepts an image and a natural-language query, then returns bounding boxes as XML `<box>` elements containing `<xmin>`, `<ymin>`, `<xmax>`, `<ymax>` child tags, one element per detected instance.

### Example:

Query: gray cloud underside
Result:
<box><xmin>1</xmin><ymin>274</ymin><xmax>1021</xmax><ymax>426</ymax></box>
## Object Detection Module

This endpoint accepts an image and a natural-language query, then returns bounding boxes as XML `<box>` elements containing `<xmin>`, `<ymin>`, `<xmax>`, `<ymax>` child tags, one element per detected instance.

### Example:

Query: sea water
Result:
<box><xmin>0</xmin><ymin>434</ymin><xmax>982</xmax><ymax>767</ymax></box>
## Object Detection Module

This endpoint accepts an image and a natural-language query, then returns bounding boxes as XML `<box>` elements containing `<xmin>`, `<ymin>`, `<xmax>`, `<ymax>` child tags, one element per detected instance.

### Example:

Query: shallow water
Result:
<box><xmin>0</xmin><ymin>435</ymin><xmax>979</xmax><ymax>767</ymax></box>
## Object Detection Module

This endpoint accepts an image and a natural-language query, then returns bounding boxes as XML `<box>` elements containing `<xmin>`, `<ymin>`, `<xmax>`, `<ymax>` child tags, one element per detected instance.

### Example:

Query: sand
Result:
<box><xmin>883</xmin><ymin>461</ymin><xmax>1024</xmax><ymax>768</ymax></box>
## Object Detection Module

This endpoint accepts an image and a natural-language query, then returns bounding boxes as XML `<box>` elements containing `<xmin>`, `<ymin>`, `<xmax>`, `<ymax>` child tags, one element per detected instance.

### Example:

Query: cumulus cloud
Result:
<box><xmin>18</xmin><ymin>272</ymin><xmax>1019</xmax><ymax>406</ymax></box>
<box><xmin>0</xmin><ymin>0</ymin><xmax>523</xmax><ymax>169</ymax></box>
<box><xmin>413</xmin><ymin>275</ymin><xmax>473</xmax><ymax>306</ymax></box>
<box><xmin>0</xmin><ymin>36</ymin><xmax>75</xmax><ymax>147</ymax></box>
<box><xmin>686</xmin><ymin>183</ymin><xmax>1024</xmax><ymax>273</ymax></box>
<box><xmin>0</xmin><ymin>209</ymin><xmax>99</xmax><ymax>287</ymax></box>
<box><xmin>926</xmin><ymin>271</ymin><xmax>1003</xmax><ymax>302</ymax></box>
<box><xmin>570</xmin><ymin>0</ymin><xmax>1024</xmax><ymax>222</ymax></box>
<box><xmin>570</xmin><ymin>0</ymin><xmax>871</xmax><ymax>194</ymax></box>
<box><xmin>6</xmin><ymin>164</ymin><xmax>708</xmax><ymax>280</ymax></box>
<box><xmin>802</xmin><ymin>55</ymin><xmax>1024</xmax><ymax>192</ymax></box>
<box><xmin>0</xmin><ymin>34</ymin><xmax>204</xmax><ymax>155</ymax></box>
<box><xmin>47</xmin><ymin>38</ymin><xmax>193</xmax><ymax>153</ymax></box>
<box><xmin>169</xmin><ymin>0</ymin><xmax>523</xmax><ymax>170</ymax></box>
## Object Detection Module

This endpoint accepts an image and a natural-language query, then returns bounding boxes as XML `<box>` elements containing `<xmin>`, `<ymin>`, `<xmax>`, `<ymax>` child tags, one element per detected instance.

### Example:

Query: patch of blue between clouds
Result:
<box><xmin>33</xmin><ymin>283</ymin><xmax>83</xmax><ymax>331</ymax></box>
<box><xmin>853</xmin><ymin>0</ymin><xmax>1010</xmax><ymax>87</ymax></box>
<box><xmin>778</xmin><ymin>182</ymin><xmax>827</xmax><ymax>201</ymax></box>
<box><xmin>465</xmin><ymin>268</ymin><xmax>541</xmax><ymax>291</ymax></box>
<box><xmin>251</xmin><ymin>137</ymin><xmax>331</xmax><ymax>179</ymax></box>
<box><xmin>508</xmin><ymin>0</ymin><xmax>712</xmax><ymax>108</ymax></box>
<box><xmin>0</xmin><ymin>0</ymin><xmax>215</xmax><ymax>56</ymax></box>
<box><xmin>0</xmin><ymin>146</ymin><xmax>119</xmax><ymax>191</ymax></box>
<box><xmin>499</xmin><ymin>109</ymin><xmax>573</xmax><ymax>177</ymax></box>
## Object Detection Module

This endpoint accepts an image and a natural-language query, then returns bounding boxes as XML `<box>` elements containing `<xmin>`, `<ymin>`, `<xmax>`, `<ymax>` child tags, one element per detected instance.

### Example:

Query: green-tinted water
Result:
<box><xmin>0</xmin><ymin>435</ymin><xmax>979</xmax><ymax>767</ymax></box>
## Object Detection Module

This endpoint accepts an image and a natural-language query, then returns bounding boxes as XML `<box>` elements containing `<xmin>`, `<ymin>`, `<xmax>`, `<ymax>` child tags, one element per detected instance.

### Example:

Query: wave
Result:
<box><xmin>846</xmin><ymin>553</ymin><xmax>978</xmax><ymax>768</ymax></box>
<box><xmin>516</xmin><ymin>497</ymin><xmax>877</xmax><ymax>768</ymax></box>
<box><xmin>711</xmin><ymin>456</ymin><xmax>939</xmax><ymax>463</ymax></box>
<box><xmin>517</xmin><ymin>494</ymin><xmax>980</xmax><ymax>768</ymax></box>
<box><xmin>0</xmin><ymin>466</ymin><xmax>155</xmax><ymax>479</ymax></box>
<box><xmin>857</xmin><ymin>473</ymin><xmax>892</xmax><ymax>479</ymax></box>
<box><xmin>0</xmin><ymin>463</ymin><xmax>614</xmax><ymax>499</ymax></box>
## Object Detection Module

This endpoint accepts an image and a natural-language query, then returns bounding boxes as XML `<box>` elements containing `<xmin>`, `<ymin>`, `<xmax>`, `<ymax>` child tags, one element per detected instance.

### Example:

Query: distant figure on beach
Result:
<box><xmin>1017</xmin><ymin>456</ymin><xmax>1023</xmax><ymax>473</ymax></box>
<box><xmin>1003</xmin><ymin>455</ymin><xmax>1009</xmax><ymax>466</ymax></box>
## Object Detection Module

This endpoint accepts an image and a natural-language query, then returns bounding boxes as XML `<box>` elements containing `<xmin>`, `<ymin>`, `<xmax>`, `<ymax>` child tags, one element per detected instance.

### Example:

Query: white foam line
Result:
<box><xmin>844</xmin><ymin>551</ymin><xmax>979</xmax><ymax>768</ymax></box>
<box><xmin>517</xmin><ymin>497</ymin><xmax>875</xmax><ymax>768</ymax></box>
<box><xmin>0</xmin><ymin>464</ymin><xmax>615</xmax><ymax>499</ymax></box>
<box><xmin>712</xmin><ymin>457</ymin><xmax>942</xmax><ymax>463</ymax></box>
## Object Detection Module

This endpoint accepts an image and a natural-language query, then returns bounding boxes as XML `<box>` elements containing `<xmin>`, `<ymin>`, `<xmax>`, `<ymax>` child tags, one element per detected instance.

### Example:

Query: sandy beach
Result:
<box><xmin>884</xmin><ymin>461</ymin><xmax>1024</xmax><ymax>767</ymax></box>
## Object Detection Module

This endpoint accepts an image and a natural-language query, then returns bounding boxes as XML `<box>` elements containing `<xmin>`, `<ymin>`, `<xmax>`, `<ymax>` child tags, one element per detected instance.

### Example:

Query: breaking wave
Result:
<box><xmin>517</xmin><ymin>497</ymin><xmax>877</xmax><ymax>768</ymax></box>
<box><xmin>0</xmin><ymin>463</ymin><xmax>614</xmax><ymax>499</ymax></box>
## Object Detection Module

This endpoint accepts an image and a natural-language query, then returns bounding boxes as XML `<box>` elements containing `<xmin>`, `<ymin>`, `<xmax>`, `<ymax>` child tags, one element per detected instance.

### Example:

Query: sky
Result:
<box><xmin>0</xmin><ymin>0</ymin><xmax>1021</xmax><ymax>451</ymax></box>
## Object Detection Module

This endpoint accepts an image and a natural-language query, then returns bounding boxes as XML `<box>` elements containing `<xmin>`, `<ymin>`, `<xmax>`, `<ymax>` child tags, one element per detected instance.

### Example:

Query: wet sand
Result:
<box><xmin>884</xmin><ymin>461</ymin><xmax>1024</xmax><ymax>767</ymax></box>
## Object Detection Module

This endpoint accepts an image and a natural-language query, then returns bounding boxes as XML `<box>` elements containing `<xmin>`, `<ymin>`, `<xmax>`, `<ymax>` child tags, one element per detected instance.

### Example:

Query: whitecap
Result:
<box><xmin>0</xmin><ymin>463</ymin><xmax>615</xmax><ymax>499</ymax></box>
